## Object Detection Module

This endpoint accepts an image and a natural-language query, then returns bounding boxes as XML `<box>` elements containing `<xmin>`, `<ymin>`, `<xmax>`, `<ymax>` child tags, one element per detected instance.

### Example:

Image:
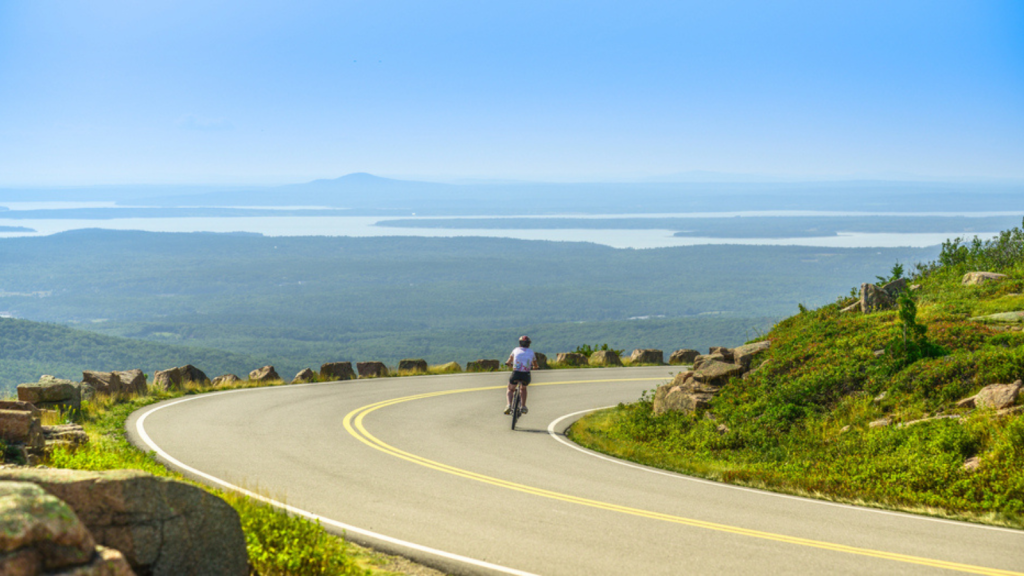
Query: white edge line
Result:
<box><xmin>547</xmin><ymin>407</ymin><xmax>1024</xmax><ymax>535</ymax></box>
<box><xmin>134</xmin><ymin>386</ymin><xmax>541</xmax><ymax>576</ymax></box>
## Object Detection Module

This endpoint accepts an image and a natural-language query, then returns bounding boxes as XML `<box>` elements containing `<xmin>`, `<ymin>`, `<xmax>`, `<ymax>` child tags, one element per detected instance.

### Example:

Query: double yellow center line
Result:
<box><xmin>343</xmin><ymin>378</ymin><xmax>1022</xmax><ymax>576</ymax></box>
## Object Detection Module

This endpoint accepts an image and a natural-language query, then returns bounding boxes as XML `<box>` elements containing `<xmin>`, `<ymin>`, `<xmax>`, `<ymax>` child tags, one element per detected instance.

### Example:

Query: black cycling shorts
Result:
<box><xmin>509</xmin><ymin>371</ymin><xmax>532</xmax><ymax>385</ymax></box>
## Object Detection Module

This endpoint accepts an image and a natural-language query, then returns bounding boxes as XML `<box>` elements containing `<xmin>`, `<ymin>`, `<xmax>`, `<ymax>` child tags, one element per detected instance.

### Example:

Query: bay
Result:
<box><xmin>0</xmin><ymin>213</ymin><xmax>1004</xmax><ymax>249</ymax></box>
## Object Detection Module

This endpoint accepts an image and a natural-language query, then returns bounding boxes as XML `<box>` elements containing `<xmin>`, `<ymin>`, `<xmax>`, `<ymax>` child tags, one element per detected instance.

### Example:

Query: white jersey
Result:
<box><xmin>510</xmin><ymin>347</ymin><xmax>536</xmax><ymax>372</ymax></box>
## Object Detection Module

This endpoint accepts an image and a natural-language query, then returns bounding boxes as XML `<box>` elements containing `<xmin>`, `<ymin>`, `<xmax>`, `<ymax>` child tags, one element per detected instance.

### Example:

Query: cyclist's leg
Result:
<box><xmin>518</xmin><ymin>372</ymin><xmax>531</xmax><ymax>407</ymax></box>
<box><xmin>506</xmin><ymin>373</ymin><xmax>521</xmax><ymax>412</ymax></box>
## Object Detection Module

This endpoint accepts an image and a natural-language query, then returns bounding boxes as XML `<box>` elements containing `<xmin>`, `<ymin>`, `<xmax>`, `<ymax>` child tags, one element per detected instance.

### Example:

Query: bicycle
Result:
<box><xmin>509</xmin><ymin>380</ymin><xmax>526</xmax><ymax>430</ymax></box>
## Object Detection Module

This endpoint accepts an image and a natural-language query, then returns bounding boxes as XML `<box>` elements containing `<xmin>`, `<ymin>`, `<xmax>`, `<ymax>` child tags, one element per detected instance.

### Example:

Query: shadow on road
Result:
<box><xmin>511</xmin><ymin>427</ymin><xmax>556</xmax><ymax>434</ymax></box>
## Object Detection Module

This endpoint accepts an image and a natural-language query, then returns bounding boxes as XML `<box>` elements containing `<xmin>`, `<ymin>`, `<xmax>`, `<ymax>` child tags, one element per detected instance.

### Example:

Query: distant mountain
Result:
<box><xmin>130</xmin><ymin>173</ymin><xmax>459</xmax><ymax>213</ymax></box>
<box><xmin>5</xmin><ymin>174</ymin><xmax>1024</xmax><ymax>216</ymax></box>
<box><xmin>123</xmin><ymin>174</ymin><xmax>1024</xmax><ymax>215</ymax></box>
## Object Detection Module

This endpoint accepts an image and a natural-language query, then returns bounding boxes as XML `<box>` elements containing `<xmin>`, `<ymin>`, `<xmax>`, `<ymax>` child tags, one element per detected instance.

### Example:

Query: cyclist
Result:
<box><xmin>505</xmin><ymin>335</ymin><xmax>538</xmax><ymax>415</ymax></box>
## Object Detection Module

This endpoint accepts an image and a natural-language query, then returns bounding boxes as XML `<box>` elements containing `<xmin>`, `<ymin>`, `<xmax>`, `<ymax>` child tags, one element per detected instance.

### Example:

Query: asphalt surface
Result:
<box><xmin>127</xmin><ymin>367</ymin><xmax>1024</xmax><ymax>576</ymax></box>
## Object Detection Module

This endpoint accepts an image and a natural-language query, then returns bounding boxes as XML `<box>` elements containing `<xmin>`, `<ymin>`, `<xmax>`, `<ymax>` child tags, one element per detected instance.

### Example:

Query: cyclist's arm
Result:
<box><xmin>505</xmin><ymin>352</ymin><xmax>514</xmax><ymax>367</ymax></box>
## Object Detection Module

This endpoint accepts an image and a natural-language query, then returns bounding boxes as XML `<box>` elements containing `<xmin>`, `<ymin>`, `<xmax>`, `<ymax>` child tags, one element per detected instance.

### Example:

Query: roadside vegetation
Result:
<box><xmin>570</xmin><ymin>221</ymin><xmax>1024</xmax><ymax>528</ymax></box>
<box><xmin>30</xmin><ymin>379</ymin><xmax>437</xmax><ymax>576</ymax></box>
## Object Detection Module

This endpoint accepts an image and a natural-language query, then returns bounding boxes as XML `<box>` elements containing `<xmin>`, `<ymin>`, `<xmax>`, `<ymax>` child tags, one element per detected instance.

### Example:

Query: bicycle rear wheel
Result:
<box><xmin>510</xmin><ymin>385</ymin><xmax>521</xmax><ymax>430</ymax></box>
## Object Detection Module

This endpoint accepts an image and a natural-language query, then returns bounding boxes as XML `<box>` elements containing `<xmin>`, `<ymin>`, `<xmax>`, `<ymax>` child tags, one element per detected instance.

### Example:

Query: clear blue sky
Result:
<box><xmin>1</xmin><ymin>1</ymin><xmax>1021</xmax><ymax>185</ymax></box>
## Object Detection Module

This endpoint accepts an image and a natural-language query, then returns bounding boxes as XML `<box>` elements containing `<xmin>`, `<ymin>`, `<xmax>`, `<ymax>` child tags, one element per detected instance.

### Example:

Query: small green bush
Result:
<box><xmin>885</xmin><ymin>290</ymin><xmax>947</xmax><ymax>371</ymax></box>
<box><xmin>932</xmin><ymin>217</ymin><xmax>1024</xmax><ymax>273</ymax></box>
<box><xmin>226</xmin><ymin>494</ymin><xmax>368</xmax><ymax>576</ymax></box>
<box><xmin>573</xmin><ymin>343</ymin><xmax>625</xmax><ymax>357</ymax></box>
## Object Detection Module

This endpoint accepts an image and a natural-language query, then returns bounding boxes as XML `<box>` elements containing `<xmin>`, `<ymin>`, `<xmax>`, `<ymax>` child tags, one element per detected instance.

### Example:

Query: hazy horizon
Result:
<box><xmin>3</xmin><ymin>171</ymin><xmax>1024</xmax><ymax>192</ymax></box>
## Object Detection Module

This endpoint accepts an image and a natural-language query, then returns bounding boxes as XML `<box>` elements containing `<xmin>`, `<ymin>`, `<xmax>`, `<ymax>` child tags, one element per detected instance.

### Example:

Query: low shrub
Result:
<box><xmin>573</xmin><ymin>343</ymin><xmax>625</xmax><ymax>357</ymax></box>
<box><xmin>225</xmin><ymin>494</ymin><xmax>368</xmax><ymax>576</ymax></box>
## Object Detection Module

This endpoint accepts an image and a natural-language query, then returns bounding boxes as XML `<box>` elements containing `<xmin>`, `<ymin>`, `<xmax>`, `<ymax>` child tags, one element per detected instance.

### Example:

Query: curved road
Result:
<box><xmin>127</xmin><ymin>367</ymin><xmax>1024</xmax><ymax>575</ymax></box>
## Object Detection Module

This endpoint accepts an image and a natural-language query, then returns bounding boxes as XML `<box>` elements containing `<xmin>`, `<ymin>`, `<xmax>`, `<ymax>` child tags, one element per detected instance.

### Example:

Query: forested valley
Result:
<box><xmin>0</xmin><ymin>230</ymin><xmax>940</xmax><ymax>394</ymax></box>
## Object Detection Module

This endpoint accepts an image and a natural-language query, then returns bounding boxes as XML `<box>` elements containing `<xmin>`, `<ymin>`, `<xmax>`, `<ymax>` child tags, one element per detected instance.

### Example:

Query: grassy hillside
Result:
<box><xmin>572</xmin><ymin>222</ymin><xmax>1024</xmax><ymax>526</ymax></box>
<box><xmin>0</xmin><ymin>318</ymin><xmax>273</xmax><ymax>396</ymax></box>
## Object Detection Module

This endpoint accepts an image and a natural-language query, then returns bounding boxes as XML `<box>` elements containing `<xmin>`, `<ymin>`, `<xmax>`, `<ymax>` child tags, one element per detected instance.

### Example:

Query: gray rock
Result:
<box><xmin>962</xmin><ymin>271</ymin><xmax>1008</xmax><ymax>286</ymax></box>
<box><xmin>555</xmin><ymin>353</ymin><xmax>588</xmax><ymax>367</ymax></box>
<box><xmin>534</xmin><ymin>352</ymin><xmax>548</xmax><ymax>370</ymax></box>
<box><xmin>975</xmin><ymin>381</ymin><xmax>1022</xmax><ymax>410</ymax></box>
<box><xmin>652</xmin><ymin>373</ymin><xmax>716</xmax><ymax>415</ymax></box>
<box><xmin>81</xmin><ymin>370</ymin><xmax>144</xmax><ymax>397</ymax></box>
<box><xmin>179</xmin><ymin>365</ymin><xmax>208</xmax><ymax>386</ymax></box>
<box><xmin>692</xmin><ymin>353</ymin><xmax>724</xmax><ymax>370</ymax></box>
<box><xmin>153</xmin><ymin>368</ymin><xmax>183</xmax><ymax>391</ymax></box>
<box><xmin>434</xmin><ymin>361</ymin><xmax>462</xmax><ymax>373</ymax></box>
<box><xmin>17</xmin><ymin>376</ymin><xmax>80</xmax><ymax>413</ymax></box>
<box><xmin>248</xmin><ymin>365</ymin><xmax>281</xmax><ymax>382</ymax></box>
<box><xmin>75</xmin><ymin>545</ymin><xmax>137</xmax><ymax>575</ymax></box>
<box><xmin>668</xmin><ymin>349</ymin><xmax>700</xmax><ymax>365</ymax></box>
<box><xmin>730</xmin><ymin>341</ymin><xmax>771</xmax><ymax>370</ymax></box>
<box><xmin>292</xmin><ymin>368</ymin><xmax>316</xmax><ymax>383</ymax></box>
<box><xmin>881</xmin><ymin>278</ymin><xmax>908</xmax><ymax>299</ymax></box>
<box><xmin>75</xmin><ymin>382</ymin><xmax>96</xmax><ymax>404</ymax></box>
<box><xmin>693</xmin><ymin>360</ymin><xmax>744</xmax><ymax>386</ymax></box>
<box><xmin>629</xmin><ymin>349</ymin><xmax>664</xmax><ymax>365</ymax></box>
<box><xmin>82</xmin><ymin>371</ymin><xmax>118</xmax><ymax>395</ymax></box>
<box><xmin>0</xmin><ymin>401</ymin><xmax>41</xmax><ymax>417</ymax></box>
<box><xmin>998</xmin><ymin>405</ymin><xmax>1024</xmax><ymax>417</ymax></box>
<box><xmin>114</xmin><ymin>370</ymin><xmax>148</xmax><ymax>397</ymax></box>
<box><xmin>356</xmin><ymin>362</ymin><xmax>389</xmax><ymax>378</ymax></box>
<box><xmin>958</xmin><ymin>381</ymin><xmax>1023</xmax><ymax>410</ymax></box>
<box><xmin>0</xmin><ymin>409</ymin><xmax>45</xmax><ymax>449</ymax></box>
<box><xmin>840</xmin><ymin>300</ymin><xmax>861</xmax><ymax>313</ymax></box>
<box><xmin>969</xmin><ymin>311</ymin><xmax>1024</xmax><ymax>324</ymax></box>
<box><xmin>708</xmin><ymin>346</ymin><xmax>734</xmax><ymax>362</ymax></box>
<box><xmin>153</xmin><ymin>365</ymin><xmax>208</xmax><ymax>391</ymax></box>
<box><xmin>42</xmin><ymin>424</ymin><xmax>90</xmax><ymax>452</ymax></box>
<box><xmin>896</xmin><ymin>415</ymin><xmax>962</xmax><ymax>428</ymax></box>
<box><xmin>466</xmin><ymin>359</ymin><xmax>500</xmax><ymax>372</ymax></box>
<box><xmin>319</xmin><ymin>362</ymin><xmax>355</xmax><ymax>381</ymax></box>
<box><xmin>398</xmin><ymin>359</ymin><xmax>428</xmax><ymax>373</ymax></box>
<box><xmin>860</xmin><ymin>282</ymin><xmax>895</xmax><ymax>313</ymax></box>
<box><xmin>0</xmin><ymin>469</ymin><xmax>246</xmax><ymax>576</ymax></box>
<box><xmin>589</xmin><ymin>350</ymin><xmax>622</xmax><ymax>367</ymax></box>
<box><xmin>211</xmin><ymin>374</ymin><xmax>241</xmax><ymax>387</ymax></box>
<box><xmin>0</xmin><ymin>481</ymin><xmax>98</xmax><ymax>573</ymax></box>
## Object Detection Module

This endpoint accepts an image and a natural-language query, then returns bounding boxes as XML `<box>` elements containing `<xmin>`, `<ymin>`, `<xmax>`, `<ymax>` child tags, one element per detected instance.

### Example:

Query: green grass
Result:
<box><xmin>36</xmin><ymin>380</ymin><xmax>434</xmax><ymax>576</ymax></box>
<box><xmin>570</xmin><ymin>222</ymin><xmax>1024</xmax><ymax>528</ymax></box>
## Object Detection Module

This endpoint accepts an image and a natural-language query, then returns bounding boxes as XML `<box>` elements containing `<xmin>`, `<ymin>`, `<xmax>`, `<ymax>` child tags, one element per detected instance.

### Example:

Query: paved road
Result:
<box><xmin>127</xmin><ymin>367</ymin><xmax>1024</xmax><ymax>575</ymax></box>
